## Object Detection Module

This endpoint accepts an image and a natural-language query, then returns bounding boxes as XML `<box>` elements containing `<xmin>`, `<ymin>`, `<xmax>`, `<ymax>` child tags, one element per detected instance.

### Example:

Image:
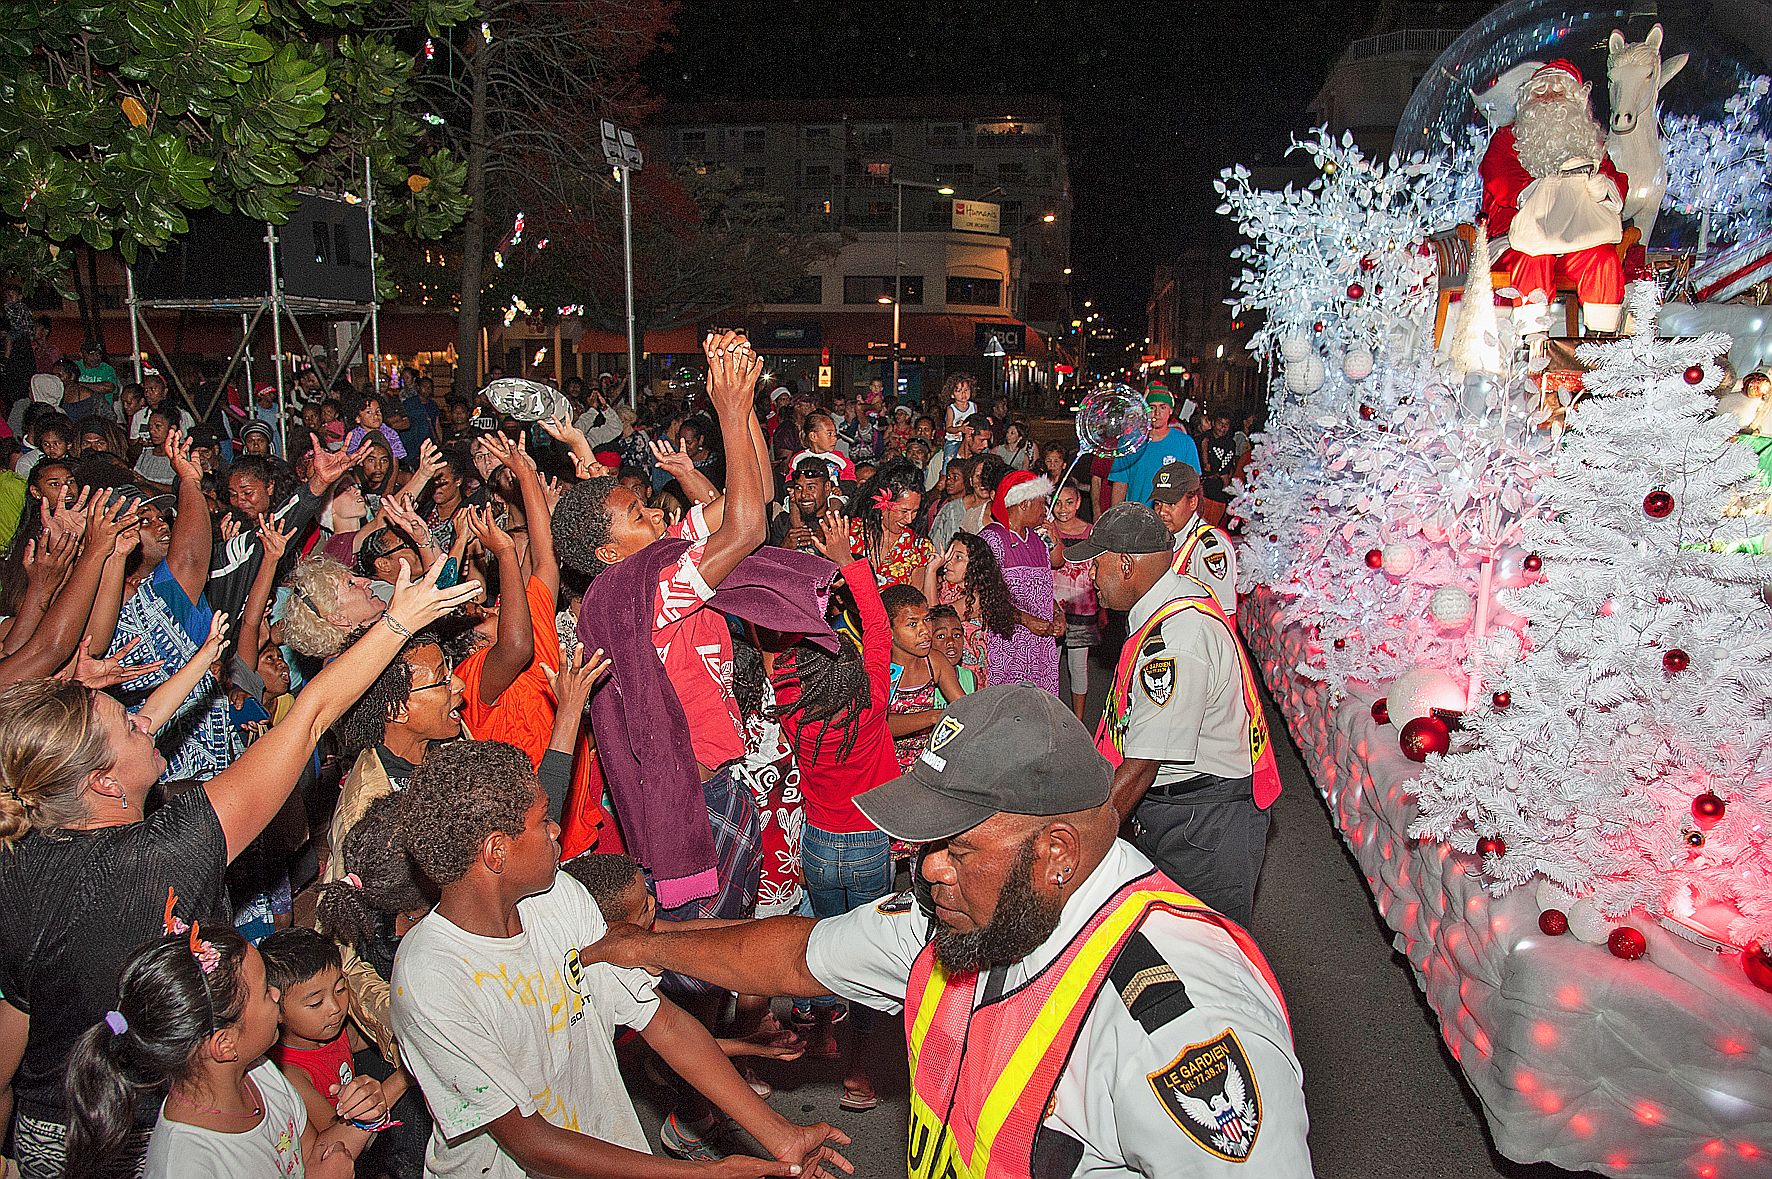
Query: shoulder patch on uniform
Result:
<box><xmin>1108</xmin><ymin>932</ymin><xmax>1193</xmax><ymax>1033</ymax></box>
<box><xmin>1148</xmin><ymin>1028</ymin><xmax>1263</xmax><ymax>1163</ymax></box>
<box><xmin>875</xmin><ymin>888</ymin><xmax>915</xmax><ymax>915</ymax></box>
<box><xmin>1199</xmin><ymin>533</ymin><xmax>1221</xmax><ymax>550</ymax></box>
<box><xmin>1138</xmin><ymin>633</ymin><xmax>1167</xmax><ymax>659</ymax></box>
<box><xmin>1205</xmin><ymin>551</ymin><xmax>1228</xmax><ymax>580</ymax></box>
<box><xmin>1139</xmin><ymin>657</ymin><xmax>1175</xmax><ymax>706</ymax></box>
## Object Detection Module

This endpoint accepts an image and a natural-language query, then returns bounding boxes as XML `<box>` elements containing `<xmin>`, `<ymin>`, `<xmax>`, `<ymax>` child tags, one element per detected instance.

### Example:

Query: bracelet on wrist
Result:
<box><xmin>381</xmin><ymin>614</ymin><xmax>415</xmax><ymax>640</ymax></box>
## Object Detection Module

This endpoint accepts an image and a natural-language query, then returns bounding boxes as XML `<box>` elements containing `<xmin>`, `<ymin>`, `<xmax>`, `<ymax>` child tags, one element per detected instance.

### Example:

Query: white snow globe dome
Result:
<box><xmin>1394</xmin><ymin>0</ymin><xmax>1772</xmax><ymax>248</ymax></box>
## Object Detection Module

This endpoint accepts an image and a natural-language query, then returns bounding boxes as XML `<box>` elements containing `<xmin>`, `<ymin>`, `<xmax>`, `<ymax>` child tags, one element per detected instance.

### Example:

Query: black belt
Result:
<box><xmin>1147</xmin><ymin>772</ymin><xmax>1253</xmax><ymax>801</ymax></box>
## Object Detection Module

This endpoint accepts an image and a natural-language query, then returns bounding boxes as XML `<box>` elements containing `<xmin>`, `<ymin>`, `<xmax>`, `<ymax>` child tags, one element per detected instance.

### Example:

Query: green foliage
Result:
<box><xmin>0</xmin><ymin>0</ymin><xmax>469</xmax><ymax>291</ymax></box>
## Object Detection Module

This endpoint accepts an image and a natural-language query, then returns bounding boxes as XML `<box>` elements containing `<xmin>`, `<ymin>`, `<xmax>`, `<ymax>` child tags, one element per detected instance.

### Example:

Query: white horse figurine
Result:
<box><xmin>1606</xmin><ymin>23</ymin><xmax>1688</xmax><ymax>244</ymax></box>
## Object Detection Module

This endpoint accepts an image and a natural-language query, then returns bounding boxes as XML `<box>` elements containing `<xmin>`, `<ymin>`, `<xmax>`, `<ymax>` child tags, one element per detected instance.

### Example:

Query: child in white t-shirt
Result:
<box><xmin>64</xmin><ymin>927</ymin><xmax>362</xmax><ymax>1178</ymax></box>
<box><xmin>389</xmin><ymin>739</ymin><xmax>853</xmax><ymax>1179</ymax></box>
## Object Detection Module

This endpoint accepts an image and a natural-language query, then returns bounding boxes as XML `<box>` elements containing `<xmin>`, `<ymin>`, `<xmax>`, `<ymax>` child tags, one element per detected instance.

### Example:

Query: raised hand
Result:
<box><xmin>543</xmin><ymin>646</ymin><xmax>610</xmax><ymax>718</ymax></box>
<box><xmin>62</xmin><ymin>636</ymin><xmax>165</xmax><ymax>689</ymax></box>
<box><xmin>307</xmin><ymin>433</ymin><xmax>368</xmax><ymax>488</ymax></box>
<box><xmin>22</xmin><ymin>532</ymin><xmax>78</xmax><ymax>592</ymax></box>
<box><xmin>703</xmin><ymin>329</ymin><xmax>764</xmax><ymax>418</ymax></box>
<box><xmin>195</xmin><ymin>612</ymin><xmax>233</xmax><ymax>673</ymax></box>
<box><xmin>649</xmin><ymin>437</ymin><xmax>695</xmax><ymax>482</ymax></box>
<box><xmin>414</xmin><ymin>437</ymin><xmax>445</xmax><ymax>481</ymax></box>
<box><xmin>167</xmin><ymin>430</ymin><xmax>203</xmax><ymax>483</ymax></box>
<box><xmin>482</xmin><ymin>430</ymin><xmax>538</xmax><ymax>478</ymax></box>
<box><xmin>45</xmin><ymin>487</ymin><xmax>92</xmax><ymax>546</ymax></box>
<box><xmin>385</xmin><ymin>554</ymin><xmax>483</xmax><ymax>633</ymax></box>
<box><xmin>540</xmin><ymin>416</ymin><xmax>599</xmax><ymax>478</ymax></box>
<box><xmin>813</xmin><ymin>512</ymin><xmax>854</xmax><ymax>565</ymax></box>
<box><xmin>218</xmin><ymin>513</ymin><xmax>244</xmax><ymax>544</ymax></box>
<box><xmin>87</xmin><ymin>491</ymin><xmax>142</xmax><ymax>556</ymax></box>
<box><xmin>382</xmin><ymin>495</ymin><xmax>432</xmax><ymax>546</ymax></box>
<box><xmin>463</xmin><ymin>504</ymin><xmax>515</xmax><ymax>558</ymax></box>
<box><xmin>257</xmin><ymin>518</ymin><xmax>295</xmax><ymax>566</ymax></box>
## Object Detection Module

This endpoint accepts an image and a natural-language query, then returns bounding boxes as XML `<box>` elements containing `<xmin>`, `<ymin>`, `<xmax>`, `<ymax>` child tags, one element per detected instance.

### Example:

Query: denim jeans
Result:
<box><xmin>801</xmin><ymin>826</ymin><xmax>893</xmax><ymax>920</ymax></box>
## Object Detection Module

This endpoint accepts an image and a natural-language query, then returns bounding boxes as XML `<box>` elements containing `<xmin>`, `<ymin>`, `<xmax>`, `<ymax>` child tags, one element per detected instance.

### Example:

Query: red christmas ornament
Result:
<box><xmin>1491</xmin><ymin>690</ymin><xmax>1511</xmax><ymax>710</ymax></box>
<box><xmin>1364</xmin><ymin>548</ymin><xmax>1384</xmax><ymax>569</ymax></box>
<box><xmin>1684</xmin><ymin>364</ymin><xmax>1705</xmax><ymax>385</ymax></box>
<box><xmin>1417</xmin><ymin>241</ymin><xmax>1434</xmax><ymax>258</ymax></box>
<box><xmin>1333</xmin><ymin>638</ymin><xmax>1346</xmax><ymax>650</ymax></box>
<box><xmin>1538</xmin><ymin>909</ymin><xmax>1569</xmax><ymax>936</ymax></box>
<box><xmin>1692</xmin><ymin>792</ymin><xmax>1726</xmax><ymax>824</ymax></box>
<box><xmin>1608</xmin><ymin>926</ymin><xmax>1648</xmax><ymax>960</ymax></box>
<box><xmin>1359</xmin><ymin>404</ymin><xmax>1374</xmax><ymax>420</ymax></box>
<box><xmin>1398</xmin><ymin>716</ymin><xmax>1451</xmax><ymax>762</ymax></box>
<box><xmin>1346</xmin><ymin>282</ymin><xmax>1365</xmax><ymax>300</ymax></box>
<box><xmin>1662</xmin><ymin>648</ymin><xmax>1690</xmax><ymax>674</ymax></box>
<box><xmin>1744</xmin><ymin>943</ymin><xmax>1772</xmax><ymax>992</ymax></box>
<box><xmin>1522</xmin><ymin>553</ymin><xmax>1543</xmax><ymax>573</ymax></box>
<box><xmin>1477</xmin><ymin>836</ymin><xmax>1506</xmax><ymax>858</ymax></box>
<box><xmin>1370</xmin><ymin>698</ymin><xmax>1389</xmax><ymax>724</ymax></box>
<box><xmin>1313</xmin><ymin>321</ymin><xmax>1325</xmax><ymax>333</ymax></box>
<box><xmin>1643</xmin><ymin>489</ymin><xmax>1674</xmax><ymax>518</ymax></box>
<box><xmin>1267</xmin><ymin>533</ymin><xmax>1279</xmax><ymax>542</ymax></box>
<box><xmin>1358</xmin><ymin>255</ymin><xmax>1377</xmax><ymax>272</ymax></box>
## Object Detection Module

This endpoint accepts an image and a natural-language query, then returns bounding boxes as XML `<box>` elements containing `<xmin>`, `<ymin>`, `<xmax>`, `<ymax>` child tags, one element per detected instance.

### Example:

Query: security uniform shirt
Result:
<box><xmin>805</xmin><ymin>840</ymin><xmax>1311</xmax><ymax>1178</ymax></box>
<box><xmin>1170</xmin><ymin>515</ymin><xmax>1237</xmax><ymax>616</ymax></box>
<box><xmin>1124</xmin><ymin>570</ymin><xmax>1252</xmax><ymax>792</ymax></box>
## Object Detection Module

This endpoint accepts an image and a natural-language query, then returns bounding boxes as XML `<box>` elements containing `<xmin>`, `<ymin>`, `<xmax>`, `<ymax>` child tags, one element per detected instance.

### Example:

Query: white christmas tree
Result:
<box><xmin>1412</xmin><ymin>283</ymin><xmax>1772</xmax><ymax>946</ymax></box>
<box><xmin>1662</xmin><ymin>75</ymin><xmax>1772</xmax><ymax>250</ymax></box>
<box><xmin>1223</xmin><ymin>129</ymin><xmax>1552</xmax><ymax>697</ymax></box>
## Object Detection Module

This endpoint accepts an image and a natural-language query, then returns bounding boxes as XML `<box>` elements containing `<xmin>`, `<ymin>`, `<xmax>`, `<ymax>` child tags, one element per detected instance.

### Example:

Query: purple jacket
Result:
<box><xmin>580</xmin><ymin>538</ymin><xmax>837</xmax><ymax>908</ymax></box>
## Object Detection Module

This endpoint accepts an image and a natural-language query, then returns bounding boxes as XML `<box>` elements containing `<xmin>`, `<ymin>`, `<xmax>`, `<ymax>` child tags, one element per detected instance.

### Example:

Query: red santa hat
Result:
<box><xmin>1528</xmin><ymin>59</ymin><xmax>1584</xmax><ymax>87</ymax></box>
<box><xmin>990</xmin><ymin>470</ymin><xmax>1052</xmax><ymax>527</ymax></box>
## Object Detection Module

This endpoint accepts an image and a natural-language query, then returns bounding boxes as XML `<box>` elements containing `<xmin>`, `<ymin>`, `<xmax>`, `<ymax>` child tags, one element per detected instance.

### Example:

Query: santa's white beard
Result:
<box><xmin>1514</xmin><ymin>94</ymin><xmax>1606</xmax><ymax>178</ymax></box>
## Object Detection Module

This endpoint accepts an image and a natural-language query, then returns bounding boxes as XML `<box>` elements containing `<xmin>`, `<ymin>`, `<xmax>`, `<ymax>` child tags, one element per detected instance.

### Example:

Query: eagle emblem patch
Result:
<box><xmin>928</xmin><ymin>715</ymin><xmax>964</xmax><ymax>753</ymax></box>
<box><xmin>1148</xmin><ymin>1028</ymin><xmax>1262</xmax><ymax>1161</ymax></box>
<box><xmin>1139</xmin><ymin>657</ymin><xmax>1175</xmax><ymax>706</ymax></box>
<box><xmin>1205</xmin><ymin>551</ymin><xmax>1228</xmax><ymax>580</ymax></box>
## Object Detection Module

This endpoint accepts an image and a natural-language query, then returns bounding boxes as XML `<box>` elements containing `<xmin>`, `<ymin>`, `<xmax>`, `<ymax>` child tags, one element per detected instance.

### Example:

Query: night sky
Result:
<box><xmin>646</xmin><ymin>0</ymin><xmax>1385</xmax><ymax>333</ymax></box>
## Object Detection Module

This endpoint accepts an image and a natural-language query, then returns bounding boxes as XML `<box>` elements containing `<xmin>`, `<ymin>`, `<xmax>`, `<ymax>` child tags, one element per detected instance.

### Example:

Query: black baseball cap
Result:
<box><xmin>1149</xmin><ymin>461</ymin><xmax>1202</xmax><ymax>504</ymax></box>
<box><xmin>1063</xmin><ymin>503</ymin><xmax>1175</xmax><ymax>562</ymax></box>
<box><xmin>854</xmin><ymin>685</ymin><xmax>1111</xmax><ymax>842</ymax></box>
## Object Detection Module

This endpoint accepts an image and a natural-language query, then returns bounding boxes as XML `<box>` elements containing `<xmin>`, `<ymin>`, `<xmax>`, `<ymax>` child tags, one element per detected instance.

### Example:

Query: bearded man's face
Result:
<box><xmin>922</xmin><ymin>826</ymin><xmax>1066</xmax><ymax>974</ymax></box>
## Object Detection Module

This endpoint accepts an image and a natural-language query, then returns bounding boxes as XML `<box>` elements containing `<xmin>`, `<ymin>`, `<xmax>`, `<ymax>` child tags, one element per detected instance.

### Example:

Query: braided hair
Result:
<box><xmin>775</xmin><ymin>630</ymin><xmax>871</xmax><ymax>764</ymax></box>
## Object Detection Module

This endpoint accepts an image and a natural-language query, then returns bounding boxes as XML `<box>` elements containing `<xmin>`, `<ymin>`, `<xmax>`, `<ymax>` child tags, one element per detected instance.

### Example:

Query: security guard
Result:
<box><xmin>1067</xmin><ymin>504</ymin><xmax>1279</xmax><ymax>928</ymax></box>
<box><xmin>582</xmin><ymin>685</ymin><xmax>1311</xmax><ymax>1179</ymax></box>
<box><xmin>1149</xmin><ymin>461</ymin><xmax>1237</xmax><ymax>617</ymax></box>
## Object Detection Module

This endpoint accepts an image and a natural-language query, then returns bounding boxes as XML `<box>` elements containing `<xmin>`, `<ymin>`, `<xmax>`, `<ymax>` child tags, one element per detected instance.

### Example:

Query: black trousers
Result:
<box><xmin>1130</xmin><ymin>773</ymin><xmax>1270</xmax><ymax>928</ymax></box>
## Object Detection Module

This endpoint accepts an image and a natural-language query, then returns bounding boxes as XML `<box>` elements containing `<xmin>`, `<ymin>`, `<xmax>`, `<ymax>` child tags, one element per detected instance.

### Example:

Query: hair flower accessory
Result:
<box><xmin>344</xmin><ymin>873</ymin><xmax>364</xmax><ymax>890</ymax></box>
<box><xmin>871</xmin><ymin>489</ymin><xmax>898</xmax><ymax>511</ymax></box>
<box><xmin>188</xmin><ymin>923</ymin><xmax>220</xmax><ymax>975</ymax></box>
<box><xmin>104</xmin><ymin>1010</ymin><xmax>128</xmax><ymax>1036</ymax></box>
<box><xmin>162</xmin><ymin>885</ymin><xmax>190</xmax><ymax>936</ymax></box>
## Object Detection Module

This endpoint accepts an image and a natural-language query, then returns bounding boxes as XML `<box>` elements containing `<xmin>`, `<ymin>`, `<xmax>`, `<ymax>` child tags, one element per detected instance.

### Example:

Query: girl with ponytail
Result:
<box><xmin>64</xmin><ymin>928</ymin><xmax>355</xmax><ymax>1178</ymax></box>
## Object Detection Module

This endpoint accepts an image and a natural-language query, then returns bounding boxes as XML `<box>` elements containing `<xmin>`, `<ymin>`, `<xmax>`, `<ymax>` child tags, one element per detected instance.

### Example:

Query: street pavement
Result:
<box><xmin>633</xmin><ymin>654</ymin><xmax>1595</xmax><ymax>1178</ymax></box>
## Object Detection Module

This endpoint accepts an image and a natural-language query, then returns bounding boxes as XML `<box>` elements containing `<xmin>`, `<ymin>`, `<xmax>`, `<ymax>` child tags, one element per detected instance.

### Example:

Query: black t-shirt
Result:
<box><xmin>376</xmin><ymin>744</ymin><xmax>418</xmax><ymax>792</ymax></box>
<box><xmin>0</xmin><ymin>789</ymin><xmax>228</xmax><ymax>1120</ymax></box>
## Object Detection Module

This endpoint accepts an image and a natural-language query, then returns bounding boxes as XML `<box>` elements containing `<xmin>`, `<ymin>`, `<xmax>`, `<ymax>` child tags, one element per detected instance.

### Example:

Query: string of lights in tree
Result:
<box><xmin>1662</xmin><ymin>75</ymin><xmax>1772</xmax><ymax>246</ymax></box>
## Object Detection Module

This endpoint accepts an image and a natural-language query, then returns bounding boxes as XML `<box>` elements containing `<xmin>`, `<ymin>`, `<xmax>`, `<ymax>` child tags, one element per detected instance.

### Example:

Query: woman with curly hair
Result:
<box><xmin>919</xmin><ymin>530</ymin><xmax>1014</xmax><ymax>689</ymax></box>
<box><xmin>845</xmin><ymin>458</ymin><xmax>932</xmax><ymax>589</ymax></box>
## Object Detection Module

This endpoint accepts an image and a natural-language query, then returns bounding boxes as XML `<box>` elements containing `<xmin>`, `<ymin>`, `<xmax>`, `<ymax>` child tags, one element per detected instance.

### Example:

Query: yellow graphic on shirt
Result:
<box><xmin>531</xmin><ymin>1084</ymin><xmax>582</xmax><ymax>1133</ymax></box>
<box><xmin>468</xmin><ymin>960</ymin><xmax>581</xmax><ymax>1032</ymax></box>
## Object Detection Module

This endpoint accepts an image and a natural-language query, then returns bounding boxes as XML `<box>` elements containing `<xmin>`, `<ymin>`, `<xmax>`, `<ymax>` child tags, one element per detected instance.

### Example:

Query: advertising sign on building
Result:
<box><xmin>975</xmin><ymin>323</ymin><xmax>1026</xmax><ymax>355</ymax></box>
<box><xmin>951</xmin><ymin>199</ymin><xmax>1002</xmax><ymax>234</ymax></box>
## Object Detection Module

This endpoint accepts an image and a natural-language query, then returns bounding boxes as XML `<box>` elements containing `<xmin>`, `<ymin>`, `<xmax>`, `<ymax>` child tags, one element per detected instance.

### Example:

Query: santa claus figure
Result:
<box><xmin>1480</xmin><ymin>59</ymin><xmax>1628</xmax><ymax>341</ymax></box>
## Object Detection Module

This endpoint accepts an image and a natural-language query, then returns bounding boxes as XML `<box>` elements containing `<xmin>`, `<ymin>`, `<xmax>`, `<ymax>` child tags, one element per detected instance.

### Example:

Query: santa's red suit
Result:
<box><xmin>1479</xmin><ymin>61</ymin><xmax>1628</xmax><ymax>334</ymax></box>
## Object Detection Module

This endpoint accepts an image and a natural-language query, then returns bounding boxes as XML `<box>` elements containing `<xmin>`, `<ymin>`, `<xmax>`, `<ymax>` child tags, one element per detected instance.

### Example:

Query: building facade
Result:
<box><xmin>652</xmin><ymin>96</ymin><xmax>1074</xmax><ymax>406</ymax></box>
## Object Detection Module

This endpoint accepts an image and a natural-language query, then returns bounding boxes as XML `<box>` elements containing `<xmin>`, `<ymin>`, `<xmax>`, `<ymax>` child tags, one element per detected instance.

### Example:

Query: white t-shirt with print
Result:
<box><xmin>391</xmin><ymin>873</ymin><xmax>661</xmax><ymax>1178</ymax></box>
<box><xmin>144</xmin><ymin>1060</ymin><xmax>309</xmax><ymax>1178</ymax></box>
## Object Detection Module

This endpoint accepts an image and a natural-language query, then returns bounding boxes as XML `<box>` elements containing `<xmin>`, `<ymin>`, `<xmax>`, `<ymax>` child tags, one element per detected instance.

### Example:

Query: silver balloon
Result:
<box><xmin>1492</xmin><ymin>545</ymin><xmax>1531</xmax><ymax>588</ymax></box>
<box><xmin>1076</xmin><ymin>383</ymin><xmax>1152</xmax><ymax>458</ymax></box>
<box><xmin>480</xmin><ymin>378</ymin><xmax>570</xmax><ymax>423</ymax></box>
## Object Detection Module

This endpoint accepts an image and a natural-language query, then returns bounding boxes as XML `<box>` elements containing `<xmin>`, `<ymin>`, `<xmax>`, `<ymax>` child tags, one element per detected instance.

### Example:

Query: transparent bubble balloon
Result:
<box><xmin>1076</xmin><ymin>383</ymin><xmax>1152</xmax><ymax>457</ymax></box>
<box><xmin>1395</xmin><ymin>0</ymin><xmax>1772</xmax><ymax>249</ymax></box>
<box><xmin>480</xmin><ymin>378</ymin><xmax>570</xmax><ymax>423</ymax></box>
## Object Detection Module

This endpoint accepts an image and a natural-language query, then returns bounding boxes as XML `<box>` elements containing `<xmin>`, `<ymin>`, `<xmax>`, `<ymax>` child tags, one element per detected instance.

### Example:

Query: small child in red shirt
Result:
<box><xmin>258</xmin><ymin>929</ymin><xmax>404</xmax><ymax>1160</ymax></box>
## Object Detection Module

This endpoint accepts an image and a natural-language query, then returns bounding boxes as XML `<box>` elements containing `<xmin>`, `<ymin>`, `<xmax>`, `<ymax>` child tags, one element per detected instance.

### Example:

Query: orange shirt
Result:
<box><xmin>458</xmin><ymin>576</ymin><xmax>560</xmax><ymax>766</ymax></box>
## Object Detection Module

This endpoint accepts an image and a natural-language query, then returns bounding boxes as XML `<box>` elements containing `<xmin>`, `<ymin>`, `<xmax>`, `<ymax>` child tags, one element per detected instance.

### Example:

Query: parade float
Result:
<box><xmin>1224</xmin><ymin>2</ymin><xmax>1772</xmax><ymax>1173</ymax></box>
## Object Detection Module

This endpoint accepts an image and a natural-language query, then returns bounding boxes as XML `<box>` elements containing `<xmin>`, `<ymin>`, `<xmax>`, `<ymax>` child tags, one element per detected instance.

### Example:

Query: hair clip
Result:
<box><xmin>188</xmin><ymin>923</ymin><xmax>220</xmax><ymax>975</ymax></box>
<box><xmin>162</xmin><ymin>886</ymin><xmax>190</xmax><ymax>936</ymax></box>
<box><xmin>104</xmin><ymin>1010</ymin><xmax>128</xmax><ymax>1036</ymax></box>
<box><xmin>344</xmin><ymin>873</ymin><xmax>364</xmax><ymax>890</ymax></box>
<box><xmin>871</xmin><ymin>489</ymin><xmax>897</xmax><ymax>511</ymax></box>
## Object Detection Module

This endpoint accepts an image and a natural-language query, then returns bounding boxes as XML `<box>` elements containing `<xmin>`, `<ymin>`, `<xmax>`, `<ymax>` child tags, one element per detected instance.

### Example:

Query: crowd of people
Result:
<box><xmin>0</xmin><ymin>320</ymin><xmax>1305</xmax><ymax>1179</ymax></box>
